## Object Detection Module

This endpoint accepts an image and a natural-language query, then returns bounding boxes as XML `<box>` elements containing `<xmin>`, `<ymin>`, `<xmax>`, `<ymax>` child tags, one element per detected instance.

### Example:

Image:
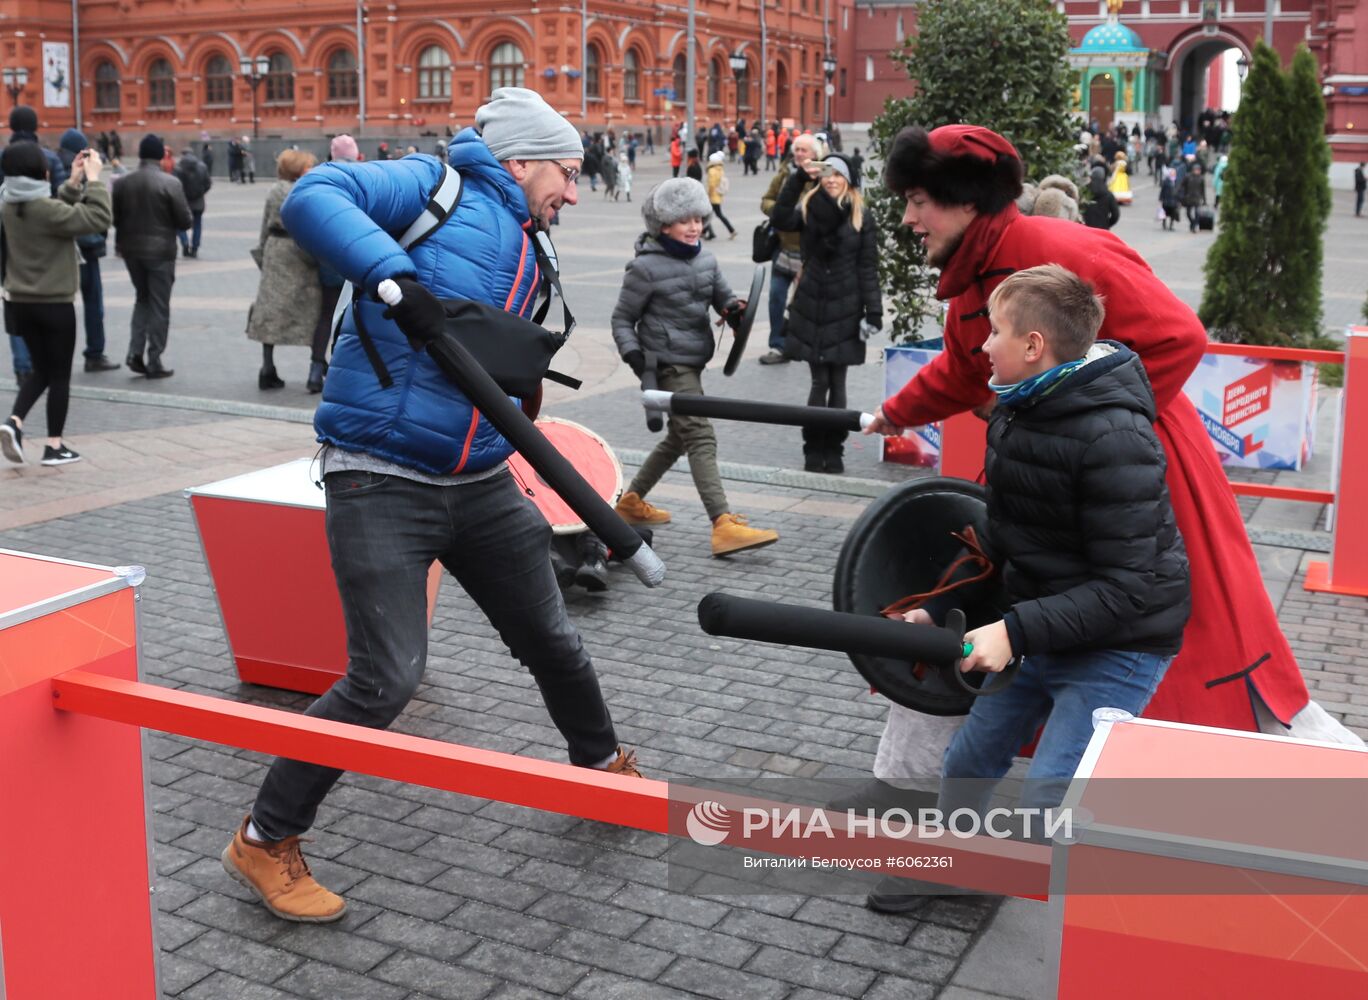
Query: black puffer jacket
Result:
<box><xmin>986</xmin><ymin>344</ymin><xmax>1190</xmax><ymax>657</ymax></box>
<box><xmin>770</xmin><ymin>169</ymin><xmax>880</xmax><ymax>365</ymax></box>
<box><xmin>610</xmin><ymin>234</ymin><xmax>736</xmax><ymax>368</ymax></box>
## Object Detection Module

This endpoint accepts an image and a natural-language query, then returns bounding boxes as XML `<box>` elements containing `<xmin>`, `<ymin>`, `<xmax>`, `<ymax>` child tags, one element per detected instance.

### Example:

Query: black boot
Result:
<box><xmin>259</xmin><ymin>367</ymin><xmax>284</xmax><ymax>390</ymax></box>
<box><xmin>306</xmin><ymin>360</ymin><xmax>327</xmax><ymax>394</ymax></box>
<box><xmin>826</xmin><ymin>446</ymin><xmax>845</xmax><ymax>475</ymax></box>
<box><xmin>803</xmin><ymin>446</ymin><xmax>825</xmax><ymax>473</ymax></box>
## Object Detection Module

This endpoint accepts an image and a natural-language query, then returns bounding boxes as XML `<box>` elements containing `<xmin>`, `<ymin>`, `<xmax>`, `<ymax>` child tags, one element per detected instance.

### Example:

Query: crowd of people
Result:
<box><xmin>3</xmin><ymin>85</ymin><xmax>1359</xmax><ymax>948</ymax></box>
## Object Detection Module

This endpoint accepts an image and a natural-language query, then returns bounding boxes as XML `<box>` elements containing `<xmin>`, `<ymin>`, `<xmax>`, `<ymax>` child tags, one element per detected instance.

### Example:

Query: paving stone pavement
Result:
<box><xmin>2</xmin><ymin>142</ymin><xmax>1366</xmax><ymax>1000</ymax></box>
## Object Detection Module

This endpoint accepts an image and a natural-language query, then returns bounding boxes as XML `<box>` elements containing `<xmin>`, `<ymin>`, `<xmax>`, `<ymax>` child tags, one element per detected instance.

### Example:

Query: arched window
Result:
<box><xmin>327</xmin><ymin>49</ymin><xmax>358</xmax><ymax>102</ymax></box>
<box><xmin>94</xmin><ymin>60</ymin><xmax>120</xmax><ymax>112</ymax></box>
<box><xmin>586</xmin><ymin>44</ymin><xmax>602</xmax><ymax>100</ymax></box>
<box><xmin>147</xmin><ymin>58</ymin><xmax>175</xmax><ymax>110</ymax></box>
<box><xmin>264</xmin><ymin>51</ymin><xmax>294</xmax><ymax>104</ymax></box>
<box><xmin>672</xmin><ymin>53</ymin><xmax>686</xmax><ymax>103</ymax></box>
<box><xmin>417</xmin><ymin>45</ymin><xmax>451</xmax><ymax>100</ymax></box>
<box><xmin>708</xmin><ymin>57</ymin><xmax>722</xmax><ymax>106</ymax></box>
<box><xmin>489</xmin><ymin>42</ymin><xmax>524</xmax><ymax>92</ymax></box>
<box><xmin>737</xmin><ymin>61</ymin><xmax>751</xmax><ymax>111</ymax></box>
<box><xmin>623</xmin><ymin>49</ymin><xmax>640</xmax><ymax>102</ymax></box>
<box><xmin>204</xmin><ymin>55</ymin><xmax>233</xmax><ymax>106</ymax></box>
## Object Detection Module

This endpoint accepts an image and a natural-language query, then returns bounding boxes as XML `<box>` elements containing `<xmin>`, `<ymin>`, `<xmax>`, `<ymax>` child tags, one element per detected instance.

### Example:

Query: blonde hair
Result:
<box><xmin>799</xmin><ymin>178</ymin><xmax>864</xmax><ymax>231</ymax></box>
<box><xmin>987</xmin><ymin>264</ymin><xmax>1104</xmax><ymax>361</ymax></box>
<box><xmin>276</xmin><ymin>149</ymin><xmax>317</xmax><ymax>181</ymax></box>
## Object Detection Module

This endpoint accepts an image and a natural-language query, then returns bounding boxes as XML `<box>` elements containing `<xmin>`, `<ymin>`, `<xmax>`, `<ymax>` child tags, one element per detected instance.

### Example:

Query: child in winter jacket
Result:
<box><xmin>616</xmin><ymin>152</ymin><xmax>632</xmax><ymax>202</ymax></box>
<box><xmin>927</xmin><ymin>264</ymin><xmax>1190</xmax><ymax>816</ymax></box>
<box><xmin>610</xmin><ymin>178</ymin><xmax>779</xmax><ymax>557</ymax></box>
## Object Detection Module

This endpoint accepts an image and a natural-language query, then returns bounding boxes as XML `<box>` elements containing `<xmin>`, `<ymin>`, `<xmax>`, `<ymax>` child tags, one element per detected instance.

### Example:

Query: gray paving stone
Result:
<box><xmin>630</xmin><ymin>916</ymin><xmax>760</xmax><ymax>969</ymax></box>
<box><xmin>179</xmin><ymin>971</ymin><xmax>301</xmax><ymax>1000</ymax></box>
<box><xmin>427</xmin><ymin>866</ymin><xmax>549</xmax><ymax>911</ymax></box>
<box><xmin>158</xmin><ymin>952</ymin><xmax>217</xmax><ymax>996</ymax></box>
<box><xmin>347</xmin><ymin>875</ymin><xmax>465</xmax><ymax>922</ymax></box>
<box><xmin>176</xmin><ymin>929</ymin><xmax>306</xmax><ymax>986</ymax></box>
<box><xmin>271</xmin><ymin>918</ymin><xmax>399</xmax><ymax>973</ymax></box>
<box><xmin>273</xmin><ymin>960</ymin><xmax>410</xmax><ymax>1000</ymax></box>
<box><xmin>608</xmin><ymin>883</ymin><xmax>731</xmax><ymax>929</ymax></box>
<box><xmin>715</xmin><ymin>906</ymin><xmax>843</xmax><ymax>952</ymax></box>
<box><xmin>370</xmin><ymin>951</ymin><xmax>502</xmax><ymax>1000</ymax></box>
<box><xmin>458</xmin><ymin>940</ymin><xmax>590</xmax><ymax>995</ymax></box>
<box><xmin>656</xmin><ymin>957</ymin><xmax>791</xmax><ymax>1000</ymax></box>
<box><xmin>828</xmin><ymin>933</ymin><xmax>959</xmax><ymax>983</ymax></box>
<box><xmin>548</xmin><ymin>927</ymin><xmax>676</xmax><ymax>980</ymax></box>
<box><xmin>743</xmin><ymin>944</ymin><xmax>880</xmax><ymax>996</ymax></box>
<box><xmin>526</xmin><ymin>891</ymin><xmax>651</xmax><ymax>936</ymax></box>
<box><xmin>443</xmin><ymin>900</ymin><xmax>566</xmax><ymax>952</ymax></box>
<box><xmin>565</xmin><ymin>970</ymin><xmax>703</xmax><ymax>1000</ymax></box>
<box><xmin>353</xmin><ymin>910</ymin><xmax>478</xmax><ymax>964</ymax></box>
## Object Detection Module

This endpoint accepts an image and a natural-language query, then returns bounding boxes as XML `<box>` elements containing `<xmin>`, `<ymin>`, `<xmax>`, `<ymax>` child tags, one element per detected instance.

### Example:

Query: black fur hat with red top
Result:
<box><xmin>884</xmin><ymin>124</ymin><xmax>1024</xmax><ymax>215</ymax></box>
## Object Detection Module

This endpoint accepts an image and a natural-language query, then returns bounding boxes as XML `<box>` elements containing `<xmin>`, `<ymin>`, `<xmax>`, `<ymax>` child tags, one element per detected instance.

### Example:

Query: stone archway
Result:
<box><xmin>1167</xmin><ymin>30</ymin><xmax>1250</xmax><ymax>132</ymax></box>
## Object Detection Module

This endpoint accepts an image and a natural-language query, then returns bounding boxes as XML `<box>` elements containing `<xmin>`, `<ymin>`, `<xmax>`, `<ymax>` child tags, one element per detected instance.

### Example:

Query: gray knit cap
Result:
<box><xmin>475</xmin><ymin>87</ymin><xmax>583</xmax><ymax>162</ymax></box>
<box><xmin>642</xmin><ymin>177</ymin><xmax>712</xmax><ymax>234</ymax></box>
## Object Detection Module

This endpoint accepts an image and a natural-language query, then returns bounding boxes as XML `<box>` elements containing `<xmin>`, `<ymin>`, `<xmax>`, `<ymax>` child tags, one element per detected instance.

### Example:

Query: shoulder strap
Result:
<box><xmin>331</xmin><ymin>161</ymin><xmax>463</xmax><ymax>353</ymax></box>
<box><xmin>529</xmin><ymin>229</ymin><xmax>575</xmax><ymax>337</ymax></box>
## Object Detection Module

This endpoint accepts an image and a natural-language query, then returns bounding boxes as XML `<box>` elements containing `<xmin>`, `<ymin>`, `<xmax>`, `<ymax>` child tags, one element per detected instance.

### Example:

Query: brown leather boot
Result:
<box><xmin>614</xmin><ymin>491</ymin><xmax>672</xmax><ymax>524</ymax></box>
<box><xmin>602</xmin><ymin>746</ymin><xmax>644</xmax><ymax>777</ymax></box>
<box><xmin>221</xmin><ymin>816</ymin><xmax>346</xmax><ymax>923</ymax></box>
<box><xmin>711</xmin><ymin>513</ymin><xmax>779</xmax><ymax>557</ymax></box>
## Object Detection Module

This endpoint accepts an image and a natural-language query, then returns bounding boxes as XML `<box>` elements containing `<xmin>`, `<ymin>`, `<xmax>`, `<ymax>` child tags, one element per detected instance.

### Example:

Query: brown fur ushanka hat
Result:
<box><xmin>884</xmin><ymin>124</ymin><xmax>1025</xmax><ymax>214</ymax></box>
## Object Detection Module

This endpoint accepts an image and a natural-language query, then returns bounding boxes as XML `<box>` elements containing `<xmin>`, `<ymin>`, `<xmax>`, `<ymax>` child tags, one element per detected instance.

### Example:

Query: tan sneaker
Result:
<box><xmin>603</xmin><ymin>746</ymin><xmax>644</xmax><ymax>777</ymax></box>
<box><xmin>711</xmin><ymin>513</ymin><xmax>779</xmax><ymax>557</ymax></box>
<box><xmin>221</xmin><ymin>816</ymin><xmax>347</xmax><ymax>923</ymax></box>
<box><xmin>615</xmin><ymin>491</ymin><xmax>672</xmax><ymax>525</ymax></box>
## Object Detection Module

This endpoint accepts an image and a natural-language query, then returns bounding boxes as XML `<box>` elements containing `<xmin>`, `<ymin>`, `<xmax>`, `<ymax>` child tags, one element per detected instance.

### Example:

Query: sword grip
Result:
<box><xmin>641</xmin><ymin>351</ymin><xmax>663</xmax><ymax>432</ymax></box>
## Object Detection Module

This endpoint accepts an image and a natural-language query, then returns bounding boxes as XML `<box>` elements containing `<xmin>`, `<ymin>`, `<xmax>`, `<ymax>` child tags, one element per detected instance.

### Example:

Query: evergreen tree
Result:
<box><xmin>1200</xmin><ymin>42</ymin><xmax>1332</xmax><ymax>346</ymax></box>
<box><xmin>866</xmin><ymin>0</ymin><xmax>1078</xmax><ymax>342</ymax></box>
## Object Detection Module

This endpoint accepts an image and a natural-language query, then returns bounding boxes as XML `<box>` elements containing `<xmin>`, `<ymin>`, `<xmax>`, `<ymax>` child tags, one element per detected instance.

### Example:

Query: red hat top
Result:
<box><xmin>927</xmin><ymin>125</ymin><xmax>1021</xmax><ymax>165</ymax></box>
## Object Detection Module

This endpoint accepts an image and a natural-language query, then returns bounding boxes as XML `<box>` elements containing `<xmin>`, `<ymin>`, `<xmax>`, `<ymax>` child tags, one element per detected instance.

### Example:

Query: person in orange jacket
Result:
<box><xmin>764</xmin><ymin>128</ymin><xmax>777</xmax><ymax>171</ymax></box>
<box><xmin>670</xmin><ymin>132</ymin><xmax>683</xmax><ymax>178</ymax></box>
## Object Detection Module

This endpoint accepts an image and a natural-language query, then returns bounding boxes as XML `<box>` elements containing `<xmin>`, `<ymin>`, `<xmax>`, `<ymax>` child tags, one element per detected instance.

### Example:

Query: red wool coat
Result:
<box><xmin>883</xmin><ymin>204</ymin><xmax>1309</xmax><ymax>729</ymax></box>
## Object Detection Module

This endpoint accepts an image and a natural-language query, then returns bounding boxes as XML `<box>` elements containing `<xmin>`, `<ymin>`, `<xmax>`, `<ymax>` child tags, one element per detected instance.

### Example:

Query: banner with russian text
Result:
<box><xmin>1183</xmin><ymin>353</ymin><xmax>1317</xmax><ymax>470</ymax></box>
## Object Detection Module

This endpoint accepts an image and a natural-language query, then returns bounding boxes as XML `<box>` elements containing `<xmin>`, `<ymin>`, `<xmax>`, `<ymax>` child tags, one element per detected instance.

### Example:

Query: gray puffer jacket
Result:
<box><xmin>611</xmin><ymin>234</ymin><xmax>737</xmax><ymax>368</ymax></box>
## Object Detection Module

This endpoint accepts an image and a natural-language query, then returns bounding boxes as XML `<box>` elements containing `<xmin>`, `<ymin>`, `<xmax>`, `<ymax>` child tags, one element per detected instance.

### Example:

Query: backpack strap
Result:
<box><xmin>331</xmin><ymin>161</ymin><xmax>464</xmax><ymax>354</ymax></box>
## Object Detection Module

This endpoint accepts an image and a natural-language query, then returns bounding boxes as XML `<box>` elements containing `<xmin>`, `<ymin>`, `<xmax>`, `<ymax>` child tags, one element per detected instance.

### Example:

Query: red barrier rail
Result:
<box><xmin>1202</xmin><ymin>343</ymin><xmax>1344</xmax><ymax>365</ymax></box>
<box><xmin>1227</xmin><ymin>482</ymin><xmax>1336</xmax><ymax>505</ymax></box>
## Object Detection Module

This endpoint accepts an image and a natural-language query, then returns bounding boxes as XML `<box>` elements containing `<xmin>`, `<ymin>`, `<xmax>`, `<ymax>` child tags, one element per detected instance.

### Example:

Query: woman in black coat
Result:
<box><xmin>770</xmin><ymin>153</ymin><xmax>881</xmax><ymax>473</ymax></box>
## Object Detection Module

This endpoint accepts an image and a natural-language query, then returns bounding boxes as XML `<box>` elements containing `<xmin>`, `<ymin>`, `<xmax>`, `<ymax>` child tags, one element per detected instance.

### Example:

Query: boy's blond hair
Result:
<box><xmin>987</xmin><ymin>263</ymin><xmax>1104</xmax><ymax>361</ymax></box>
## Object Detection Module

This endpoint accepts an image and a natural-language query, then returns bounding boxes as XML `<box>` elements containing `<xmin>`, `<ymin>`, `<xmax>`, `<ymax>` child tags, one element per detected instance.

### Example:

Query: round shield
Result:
<box><xmin>723</xmin><ymin>264</ymin><xmax>767</xmax><ymax>376</ymax></box>
<box><xmin>833</xmin><ymin>477</ymin><xmax>1003</xmax><ymax>716</ymax></box>
<box><xmin>508</xmin><ymin>417</ymin><xmax>623</xmax><ymax>534</ymax></box>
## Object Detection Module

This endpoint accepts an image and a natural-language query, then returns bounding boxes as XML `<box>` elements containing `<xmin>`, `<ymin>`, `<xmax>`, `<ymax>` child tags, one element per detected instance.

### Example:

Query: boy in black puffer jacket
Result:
<box><xmin>931</xmin><ymin>264</ymin><xmax>1190</xmax><ymax>816</ymax></box>
<box><xmin>610</xmin><ymin>177</ymin><xmax>779</xmax><ymax>557</ymax></box>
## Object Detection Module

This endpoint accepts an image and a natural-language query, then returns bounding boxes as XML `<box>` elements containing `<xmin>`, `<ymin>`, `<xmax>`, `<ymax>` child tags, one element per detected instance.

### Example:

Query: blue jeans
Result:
<box><xmin>767</xmin><ymin>266</ymin><xmax>795</xmax><ymax>351</ymax></box>
<box><xmin>941</xmin><ymin>648</ymin><xmax>1173</xmax><ymax>814</ymax></box>
<box><xmin>79</xmin><ymin>258</ymin><xmax>106</xmax><ymax>358</ymax></box>
<box><xmin>251</xmin><ymin>468</ymin><xmax>619</xmax><ymax>839</ymax></box>
<box><xmin>7</xmin><ymin>332</ymin><xmax>31</xmax><ymax>377</ymax></box>
<box><xmin>178</xmin><ymin>210</ymin><xmax>204</xmax><ymax>251</ymax></box>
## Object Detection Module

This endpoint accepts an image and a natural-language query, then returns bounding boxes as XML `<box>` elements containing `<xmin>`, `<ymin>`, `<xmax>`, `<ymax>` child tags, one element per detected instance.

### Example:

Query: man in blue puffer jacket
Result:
<box><xmin>223</xmin><ymin>89</ymin><xmax>642</xmax><ymax>925</ymax></box>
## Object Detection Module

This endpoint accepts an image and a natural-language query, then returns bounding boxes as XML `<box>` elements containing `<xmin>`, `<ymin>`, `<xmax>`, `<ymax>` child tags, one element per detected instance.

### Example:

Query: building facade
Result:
<box><xmin>0</xmin><ymin>0</ymin><xmax>853</xmax><ymax>145</ymax></box>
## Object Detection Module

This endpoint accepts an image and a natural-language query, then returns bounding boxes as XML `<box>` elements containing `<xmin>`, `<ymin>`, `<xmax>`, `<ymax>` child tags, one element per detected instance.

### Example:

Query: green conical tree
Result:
<box><xmin>866</xmin><ymin>0</ymin><xmax>1078</xmax><ymax>341</ymax></box>
<box><xmin>1200</xmin><ymin>42</ymin><xmax>1332</xmax><ymax>346</ymax></box>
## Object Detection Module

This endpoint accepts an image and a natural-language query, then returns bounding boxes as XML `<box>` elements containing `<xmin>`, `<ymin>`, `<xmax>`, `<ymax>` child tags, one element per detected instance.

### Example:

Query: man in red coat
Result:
<box><xmin>853</xmin><ymin>123</ymin><xmax>1358</xmax><ymax>913</ymax></box>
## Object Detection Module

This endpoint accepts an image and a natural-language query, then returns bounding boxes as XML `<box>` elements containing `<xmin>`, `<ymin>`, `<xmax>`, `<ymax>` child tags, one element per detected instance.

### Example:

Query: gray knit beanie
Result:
<box><xmin>475</xmin><ymin>88</ymin><xmax>583</xmax><ymax>162</ymax></box>
<box><xmin>642</xmin><ymin>178</ymin><xmax>712</xmax><ymax>234</ymax></box>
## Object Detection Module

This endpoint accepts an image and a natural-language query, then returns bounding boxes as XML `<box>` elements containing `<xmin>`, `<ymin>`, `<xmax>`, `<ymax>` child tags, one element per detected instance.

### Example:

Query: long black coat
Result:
<box><xmin>985</xmin><ymin>344</ymin><xmax>1190</xmax><ymax>658</ymax></box>
<box><xmin>770</xmin><ymin>171</ymin><xmax>881</xmax><ymax>366</ymax></box>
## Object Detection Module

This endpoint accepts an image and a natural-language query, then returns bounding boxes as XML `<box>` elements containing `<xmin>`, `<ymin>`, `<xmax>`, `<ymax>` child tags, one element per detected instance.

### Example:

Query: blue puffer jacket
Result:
<box><xmin>282</xmin><ymin>130</ymin><xmax>543</xmax><ymax>474</ymax></box>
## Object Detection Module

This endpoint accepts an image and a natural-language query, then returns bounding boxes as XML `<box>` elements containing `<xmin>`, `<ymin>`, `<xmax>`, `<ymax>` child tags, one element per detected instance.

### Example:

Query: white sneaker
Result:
<box><xmin>0</xmin><ymin>417</ymin><xmax>23</xmax><ymax>466</ymax></box>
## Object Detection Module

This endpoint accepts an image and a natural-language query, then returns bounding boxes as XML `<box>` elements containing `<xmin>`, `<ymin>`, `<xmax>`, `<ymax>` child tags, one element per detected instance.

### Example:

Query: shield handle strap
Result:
<box><xmin>944</xmin><ymin>607</ymin><xmax>1019</xmax><ymax>697</ymax></box>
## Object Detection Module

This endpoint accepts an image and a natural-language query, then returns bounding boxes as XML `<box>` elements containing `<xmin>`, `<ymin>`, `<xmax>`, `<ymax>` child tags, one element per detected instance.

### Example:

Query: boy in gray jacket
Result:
<box><xmin>611</xmin><ymin>177</ymin><xmax>779</xmax><ymax>556</ymax></box>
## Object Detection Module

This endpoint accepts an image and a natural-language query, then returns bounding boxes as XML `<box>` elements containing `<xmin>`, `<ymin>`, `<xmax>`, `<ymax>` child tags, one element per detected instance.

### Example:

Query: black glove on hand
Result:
<box><xmin>721</xmin><ymin>299</ymin><xmax>747</xmax><ymax>332</ymax></box>
<box><xmin>865</xmin><ymin>312</ymin><xmax>883</xmax><ymax>331</ymax></box>
<box><xmin>381</xmin><ymin>277</ymin><xmax>445</xmax><ymax>350</ymax></box>
<box><xmin>623</xmin><ymin>350</ymin><xmax>646</xmax><ymax>378</ymax></box>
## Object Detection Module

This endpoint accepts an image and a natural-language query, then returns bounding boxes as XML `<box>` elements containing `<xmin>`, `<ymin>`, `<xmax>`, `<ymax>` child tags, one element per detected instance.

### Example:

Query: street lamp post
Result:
<box><xmin>729</xmin><ymin>51</ymin><xmax>747</xmax><ymax>128</ymax></box>
<box><xmin>2</xmin><ymin>68</ymin><xmax>29</xmax><ymax>106</ymax></box>
<box><xmin>239</xmin><ymin>56</ymin><xmax>270</xmax><ymax>140</ymax></box>
<box><xmin>822</xmin><ymin>56</ymin><xmax>837</xmax><ymax>128</ymax></box>
<box><xmin>1235</xmin><ymin>54</ymin><xmax>1250</xmax><ymax>81</ymax></box>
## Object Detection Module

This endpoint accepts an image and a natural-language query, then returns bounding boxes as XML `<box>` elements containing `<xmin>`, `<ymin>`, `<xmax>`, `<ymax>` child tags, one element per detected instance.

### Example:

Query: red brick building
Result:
<box><xmin>0</xmin><ymin>0</ymin><xmax>853</xmax><ymax>144</ymax></box>
<box><xmin>834</xmin><ymin>0</ymin><xmax>1368</xmax><ymax>174</ymax></box>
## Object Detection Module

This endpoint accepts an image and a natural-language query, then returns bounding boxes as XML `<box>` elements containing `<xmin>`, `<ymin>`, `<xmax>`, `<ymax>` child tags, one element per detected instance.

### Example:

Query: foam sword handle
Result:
<box><xmin>378</xmin><ymin>279</ymin><xmax>666</xmax><ymax>588</ymax></box>
<box><xmin>697</xmin><ymin>593</ymin><xmax>967</xmax><ymax>665</ymax></box>
<box><xmin>642</xmin><ymin>391</ymin><xmax>876</xmax><ymax>432</ymax></box>
<box><xmin>641</xmin><ymin>351</ymin><xmax>663</xmax><ymax>433</ymax></box>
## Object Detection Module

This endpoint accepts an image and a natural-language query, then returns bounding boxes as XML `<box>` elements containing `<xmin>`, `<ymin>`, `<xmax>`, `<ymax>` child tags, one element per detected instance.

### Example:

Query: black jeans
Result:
<box><xmin>711</xmin><ymin>203</ymin><xmax>736</xmax><ymax>235</ymax></box>
<box><xmin>6</xmin><ymin>301</ymin><xmax>76</xmax><ymax>438</ymax></box>
<box><xmin>124</xmin><ymin>256</ymin><xmax>175</xmax><ymax>363</ymax></box>
<box><xmin>804</xmin><ymin>361</ymin><xmax>849</xmax><ymax>454</ymax></box>
<box><xmin>251</xmin><ymin>469</ymin><xmax>619</xmax><ymax>839</ymax></box>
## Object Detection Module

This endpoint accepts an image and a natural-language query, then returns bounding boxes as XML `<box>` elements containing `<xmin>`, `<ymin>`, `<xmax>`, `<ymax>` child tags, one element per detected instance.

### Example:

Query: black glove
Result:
<box><xmin>721</xmin><ymin>299</ymin><xmax>747</xmax><ymax>332</ymax></box>
<box><xmin>381</xmin><ymin>276</ymin><xmax>445</xmax><ymax>350</ymax></box>
<box><xmin>623</xmin><ymin>350</ymin><xmax>646</xmax><ymax>378</ymax></box>
<box><xmin>865</xmin><ymin>312</ymin><xmax>883</xmax><ymax>331</ymax></box>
